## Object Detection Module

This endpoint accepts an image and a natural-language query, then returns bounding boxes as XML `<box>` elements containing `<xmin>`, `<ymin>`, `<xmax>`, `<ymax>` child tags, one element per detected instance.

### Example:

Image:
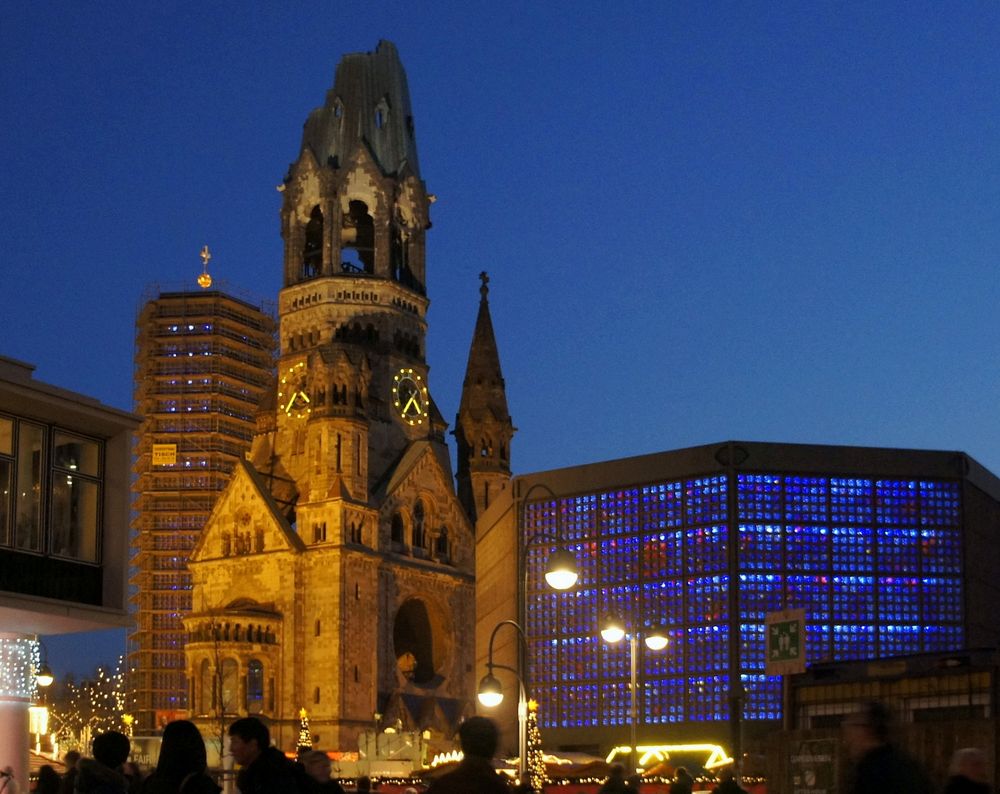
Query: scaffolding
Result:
<box><xmin>128</xmin><ymin>289</ymin><xmax>275</xmax><ymax>733</ymax></box>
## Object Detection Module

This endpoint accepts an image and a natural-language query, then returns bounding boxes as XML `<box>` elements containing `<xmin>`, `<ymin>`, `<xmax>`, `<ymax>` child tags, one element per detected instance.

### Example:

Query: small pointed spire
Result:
<box><xmin>455</xmin><ymin>272</ymin><xmax>514</xmax><ymax>523</ymax></box>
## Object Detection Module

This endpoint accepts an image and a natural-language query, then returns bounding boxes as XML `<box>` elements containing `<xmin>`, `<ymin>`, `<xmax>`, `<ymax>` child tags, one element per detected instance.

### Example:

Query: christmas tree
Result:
<box><xmin>297</xmin><ymin>708</ymin><xmax>312</xmax><ymax>756</ymax></box>
<box><xmin>525</xmin><ymin>699</ymin><xmax>548</xmax><ymax>792</ymax></box>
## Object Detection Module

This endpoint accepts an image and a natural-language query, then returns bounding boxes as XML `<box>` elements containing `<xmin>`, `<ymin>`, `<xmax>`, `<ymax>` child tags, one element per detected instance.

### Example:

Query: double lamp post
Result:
<box><xmin>477</xmin><ymin>483</ymin><xmax>667</xmax><ymax>781</ymax></box>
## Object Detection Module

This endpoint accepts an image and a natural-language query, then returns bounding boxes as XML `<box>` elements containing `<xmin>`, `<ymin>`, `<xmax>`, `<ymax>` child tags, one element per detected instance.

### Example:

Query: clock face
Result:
<box><xmin>278</xmin><ymin>362</ymin><xmax>311</xmax><ymax>419</ymax></box>
<box><xmin>393</xmin><ymin>368</ymin><xmax>429</xmax><ymax>425</ymax></box>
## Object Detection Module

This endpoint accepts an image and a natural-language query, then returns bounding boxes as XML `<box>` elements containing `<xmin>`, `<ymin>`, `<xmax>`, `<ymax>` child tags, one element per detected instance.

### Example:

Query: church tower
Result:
<box><xmin>455</xmin><ymin>273</ymin><xmax>515</xmax><ymax>523</ymax></box>
<box><xmin>184</xmin><ymin>42</ymin><xmax>475</xmax><ymax>756</ymax></box>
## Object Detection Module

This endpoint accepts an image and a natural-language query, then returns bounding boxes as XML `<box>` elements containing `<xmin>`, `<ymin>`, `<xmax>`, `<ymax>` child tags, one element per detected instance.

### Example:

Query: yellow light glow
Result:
<box><xmin>605</xmin><ymin>743</ymin><xmax>734</xmax><ymax>770</ymax></box>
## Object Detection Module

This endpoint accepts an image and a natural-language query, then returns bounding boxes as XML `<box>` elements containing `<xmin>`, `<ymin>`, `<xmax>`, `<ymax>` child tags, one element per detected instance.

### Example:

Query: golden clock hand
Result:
<box><xmin>299</xmin><ymin>392</ymin><xmax>311</xmax><ymax>404</ymax></box>
<box><xmin>403</xmin><ymin>393</ymin><xmax>421</xmax><ymax>414</ymax></box>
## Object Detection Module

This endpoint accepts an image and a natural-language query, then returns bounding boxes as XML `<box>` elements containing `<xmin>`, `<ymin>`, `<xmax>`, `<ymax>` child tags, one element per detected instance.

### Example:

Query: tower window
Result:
<box><xmin>341</xmin><ymin>200</ymin><xmax>375</xmax><ymax>273</ymax></box>
<box><xmin>391</xmin><ymin>512</ymin><xmax>405</xmax><ymax>545</ymax></box>
<box><xmin>302</xmin><ymin>206</ymin><xmax>324</xmax><ymax>279</ymax></box>
<box><xmin>413</xmin><ymin>501</ymin><xmax>426</xmax><ymax>549</ymax></box>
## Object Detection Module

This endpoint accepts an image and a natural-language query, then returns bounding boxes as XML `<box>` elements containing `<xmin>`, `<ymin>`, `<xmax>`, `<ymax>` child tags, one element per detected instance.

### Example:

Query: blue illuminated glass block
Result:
<box><xmin>739</xmin><ymin>622</ymin><xmax>765</xmax><ymax>670</ymax></box>
<box><xmin>832</xmin><ymin>526</ymin><xmax>874</xmax><ymax>572</ymax></box>
<box><xmin>785</xmin><ymin>476</ymin><xmax>829</xmax><ymax>522</ymax></box>
<box><xmin>877</xmin><ymin>576</ymin><xmax>920</xmax><ymax>621</ymax></box>
<box><xmin>876</xmin><ymin>528</ymin><xmax>920</xmax><ymax>573</ymax></box>
<box><xmin>600</xmin><ymin>489</ymin><xmax>640</xmax><ymax>536</ymax></box>
<box><xmin>832</xmin><ymin>624</ymin><xmax>875</xmax><ymax>660</ymax></box>
<box><xmin>686</xmin><ymin>476</ymin><xmax>728</xmax><ymax>524</ymax></box>
<box><xmin>876</xmin><ymin>480</ymin><xmax>919</xmax><ymax>526</ymax></box>
<box><xmin>643</xmin><ymin>531</ymin><xmax>683</xmax><ymax>578</ymax></box>
<box><xmin>642</xmin><ymin>482</ymin><xmax>684</xmax><ymax>529</ymax></box>
<box><xmin>786</xmin><ymin>574</ymin><xmax>829</xmax><ymax>614</ymax></box>
<box><xmin>687</xmin><ymin>525</ymin><xmax>727</xmax><ymax>572</ymax></box>
<box><xmin>920</xmin><ymin>529</ymin><xmax>961</xmax><ymax>574</ymax></box>
<box><xmin>599</xmin><ymin>536</ymin><xmax>641</xmax><ymax>583</ymax></box>
<box><xmin>786</xmin><ymin>525</ymin><xmax>829</xmax><ymax>571</ymax></box>
<box><xmin>737</xmin><ymin>573</ymin><xmax>783</xmax><ymax>621</ymax></box>
<box><xmin>646</xmin><ymin>678</ymin><xmax>685</xmax><ymax>723</ymax></box>
<box><xmin>559</xmin><ymin>588</ymin><xmax>599</xmax><ymax>634</ymax></box>
<box><xmin>684</xmin><ymin>624</ymin><xmax>729</xmax><ymax>674</ymax></box>
<box><xmin>601</xmin><ymin>680</ymin><xmax>631</xmax><ymax>726</ymax></box>
<box><xmin>686</xmin><ymin>575</ymin><xmax>729</xmax><ymax>624</ymax></box>
<box><xmin>564</xmin><ymin>494</ymin><xmax>598</xmax><ymax>540</ymax></box>
<box><xmin>686</xmin><ymin>675</ymin><xmax>728</xmax><ymax>721</ymax></box>
<box><xmin>737</xmin><ymin>474</ymin><xmax>782</xmax><ymax>521</ymax></box>
<box><xmin>879</xmin><ymin>624</ymin><xmax>921</xmax><ymax>656</ymax></box>
<box><xmin>831</xmin><ymin>478</ymin><xmax>873</xmax><ymax>523</ymax></box>
<box><xmin>568</xmin><ymin>540</ymin><xmax>599</xmax><ymax>587</ymax></box>
<box><xmin>643</xmin><ymin>579</ymin><xmax>684</xmax><ymax>626</ymax></box>
<box><xmin>832</xmin><ymin>576</ymin><xmax>874</xmax><ymax>622</ymax></box>
<box><xmin>923</xmin><ymin>623</ymin><xmax>963</xmax><ymax>651</ymax></box>
<box><xmin>922</xmin><ymin>577</ymin><xmax>962</xmax><ymax>622</ymax></box>
<box><xmin>738</xmin><ymin>524</ymin><xmax>783</xmax><ymax>570</ymax></box>
<box><xmin>741</xmin><ymin>673</ymin><xmax>782</xmax><ymax>719</ymax></box>
<box><xmin>919</xmin><ymin>481</ymin><xmax>961</xmax><ymax>527</ymax></box>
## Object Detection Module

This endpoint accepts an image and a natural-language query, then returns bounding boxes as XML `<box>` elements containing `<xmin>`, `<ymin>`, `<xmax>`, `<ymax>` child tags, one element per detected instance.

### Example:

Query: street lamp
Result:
<box><xmin>34</xmin><ymin>638</ymin><xmax>54</xmax><ymax>689</ymax></box>
<box><xmin>600</xmin><ymin>615</ymin><xmax>668</xmax><ymax>776</ymax></box>
<box><xmin>477</xmin><ymin>620</ymin><xmax>529</xmax><ymax>781</ymax></box>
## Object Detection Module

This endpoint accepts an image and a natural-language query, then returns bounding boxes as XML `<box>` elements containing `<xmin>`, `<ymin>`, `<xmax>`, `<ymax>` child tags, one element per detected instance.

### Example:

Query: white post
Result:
<box><xmin>0</xmin><ymin>634</ymin><xmax>36</xmax><ymax>792</ymax></box>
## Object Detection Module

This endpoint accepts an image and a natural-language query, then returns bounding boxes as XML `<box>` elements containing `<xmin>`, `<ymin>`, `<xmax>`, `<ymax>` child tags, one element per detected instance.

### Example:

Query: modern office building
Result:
<box><xmin>475</xmin><ymin>440</ymin><xmax>1000</xmax><ymax>762</ymax></box>
<box><xmin>0</xmin><ymin>354</ymin><xmax>138</xmax><ymax>788</ymax></box>
<box><xmin>128</xmin><ymin>285</ymin><xmax>275</xmax><ymax>732</ymax></box>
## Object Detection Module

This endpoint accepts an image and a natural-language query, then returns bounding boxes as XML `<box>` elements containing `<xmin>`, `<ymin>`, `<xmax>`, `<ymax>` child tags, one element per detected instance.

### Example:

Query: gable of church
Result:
<box><xmin>190</xmin><ymin>458</ymin><xmax>305</xmax><ymax>564</ymax></box>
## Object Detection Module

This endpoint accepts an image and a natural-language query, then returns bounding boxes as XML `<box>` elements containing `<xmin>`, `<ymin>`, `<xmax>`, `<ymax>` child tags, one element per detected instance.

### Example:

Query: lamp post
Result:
<box><xmin>478</xmin><ymin>620</ymin><xmax>529</xmax><ymax>781</ymax></box>
<box><xmin>600</xmin><ymin>615</ymin><xmax>668</xmax><ymax>776</ymax></box>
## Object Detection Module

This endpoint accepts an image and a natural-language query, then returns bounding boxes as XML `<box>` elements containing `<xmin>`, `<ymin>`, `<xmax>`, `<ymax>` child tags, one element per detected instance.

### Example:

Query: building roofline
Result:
<box><xmin>512</xmin><ymin>439</ymin><xmax>1000</xmax><ymax>502</ymax></box>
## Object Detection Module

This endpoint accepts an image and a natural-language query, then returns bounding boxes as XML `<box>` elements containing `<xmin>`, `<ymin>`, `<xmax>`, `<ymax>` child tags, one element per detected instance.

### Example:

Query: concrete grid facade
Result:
<box><xmin>476</xmin><ymin>440</ymin><xmax>1000</xmax><ymax>764</ymax></box>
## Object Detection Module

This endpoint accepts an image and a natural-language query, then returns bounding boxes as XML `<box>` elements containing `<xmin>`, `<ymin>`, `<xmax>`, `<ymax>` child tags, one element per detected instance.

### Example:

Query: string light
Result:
<box><xmin>0</xmin><ymin>636</ymin><xmax>39</xmax><ymax>700</ymax></box>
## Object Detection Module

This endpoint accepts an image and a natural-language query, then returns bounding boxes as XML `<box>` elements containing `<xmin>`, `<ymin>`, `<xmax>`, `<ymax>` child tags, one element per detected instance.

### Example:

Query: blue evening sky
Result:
<box><xmin>3</xmin><ymin>3</ymin><xmax>1000</xmax><ymax>678</ymax></box>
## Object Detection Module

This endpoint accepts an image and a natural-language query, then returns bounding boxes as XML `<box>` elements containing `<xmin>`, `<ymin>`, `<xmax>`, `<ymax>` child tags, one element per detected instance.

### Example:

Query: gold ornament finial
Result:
<box><xmin>198</xmin><ymin>245</ymin><xmax>213</xmax><ymax>289</ymax></box>
<box><xmin>299</xmin><ymin>707</ymin><xmax>308</xmax><ymax>719</ymax></box>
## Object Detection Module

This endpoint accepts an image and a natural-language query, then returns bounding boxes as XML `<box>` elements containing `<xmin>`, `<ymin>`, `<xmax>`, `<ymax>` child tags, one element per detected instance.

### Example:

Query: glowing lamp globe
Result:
<box><xmin>477</xmin><ymin>673</ymin><xmax>504</xmax><ymax>708</ymax></box>
<box><xmin>544</xmin><ymin>548</ymin><xmax>579</xmax><ymax>590</ymax></box>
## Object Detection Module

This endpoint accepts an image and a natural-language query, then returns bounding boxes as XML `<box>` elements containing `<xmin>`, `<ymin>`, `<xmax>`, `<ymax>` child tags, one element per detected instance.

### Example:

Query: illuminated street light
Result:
<box><xmin>477</xmin><ymin>671</ymin><xmax>504</xmax><ymax>708</ymax></box>
<box><xmin>478</xmin><ymin>620</ymin><xmax>529</xmax><ymax>782</ymax></box>
<box><xmin>543</xmin><ymin>548</ymin><xmax>578</xmax><ymax>590</ymax></box>
<box><xmin>601</xmin><ymin>614</ymin><xmax>668</xmax><ymax>776</ymax></box>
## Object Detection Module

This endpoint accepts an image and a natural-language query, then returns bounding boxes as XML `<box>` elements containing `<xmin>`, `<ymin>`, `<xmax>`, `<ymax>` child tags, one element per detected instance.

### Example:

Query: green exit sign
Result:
<box><xmin>765</xmin><ymin>609</ymin><xmax>806</xmax><ymax>675</ymax></box>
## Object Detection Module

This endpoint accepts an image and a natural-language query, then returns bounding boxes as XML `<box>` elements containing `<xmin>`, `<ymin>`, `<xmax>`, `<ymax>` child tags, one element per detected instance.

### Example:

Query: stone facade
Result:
<box><xmin>185</xmin><ymin>41</ymin><xmax>509</xmax><ymax>755</ymax></box>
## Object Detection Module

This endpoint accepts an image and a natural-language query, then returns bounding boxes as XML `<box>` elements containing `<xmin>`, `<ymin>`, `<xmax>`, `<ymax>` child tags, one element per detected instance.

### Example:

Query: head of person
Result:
<box><xmin>38</xmin><ymin>765</ymin><xmax>60</xmax><ymax>788</ymax></box>
<box><xmin>457</xmin><ymin>716</ymin><xmax>499</xmax><ymax>761</ymax></box>
<box><xmin>157</xmin><ymin>720</ymin><xmax>208</xmax><ymax>783</ymax></box>
<box><xmin>92</xmin><ymin>731</ymin><xmax>131</xmax><ymax>771</ymax></box>
<box><xmin>300</xmin><ymin>751</ymin><xmax>331</xmax><ymax>784</ymax></box>
<box><xmin>841</xmin><ymin>701</ymin><xmax>892</xmax><ymax>760</ymax></box>
<box><xmin>228</xmin><ymin>717</ymin><xmax>270</xmax><ymax>767</ymax></box>
<box><xmin>950</xmin><ymin>748</ymin><xmax>988</xmax><ymax>783</ymax></box>
<box><xmin>607</xmin><ymin>763</ymin><xmax>625</xmax><ymax>781</ymax></box>
<box><xmin>356</xmin><ymin>775</ymin><xmax>372</xmax><ymax>792</ymax></box>
<box><xmin>676</xmin><ymin>766</ymin><xmax>690</xmax><ymax>781</ymax></box>
<box><xmin>64</xmin><ymin>751</ymin><xmax>81</xmax><ymax>770</ymax></box>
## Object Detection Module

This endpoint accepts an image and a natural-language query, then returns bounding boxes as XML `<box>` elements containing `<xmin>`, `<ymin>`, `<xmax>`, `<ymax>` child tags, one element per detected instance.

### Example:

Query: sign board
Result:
<box><xmin>765</xmin><ymin>608</ymin><xmax>807</xmax><ymax>675</ymax></box>
<box><xmin>788</xmin><ymin>738</ymin><xmax>837</xmax><ymax>794</ymax></box>
<box><xmin>152</xmin><ymin>443</ymin><xmax>177</xmax><ymax>466</ymax></box>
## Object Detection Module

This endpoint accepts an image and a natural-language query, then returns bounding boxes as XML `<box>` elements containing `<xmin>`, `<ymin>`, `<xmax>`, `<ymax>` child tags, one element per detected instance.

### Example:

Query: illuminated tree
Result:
<box><xmin>526</xmin><ymin>699</ymin><xmax>548</xmax><ymax>792</ymax></box>
<box><xmin>297</xmin><ymin>708</ymin><xmax>313</xmax><ymax>756</ymax></box>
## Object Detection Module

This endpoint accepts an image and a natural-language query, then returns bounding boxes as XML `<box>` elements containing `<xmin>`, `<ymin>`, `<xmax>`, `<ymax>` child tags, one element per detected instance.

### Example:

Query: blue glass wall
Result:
<box><xmin>524</xmin><ymin>472</ymin><xmax>964</xmax><ymax>729</ymax></box>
